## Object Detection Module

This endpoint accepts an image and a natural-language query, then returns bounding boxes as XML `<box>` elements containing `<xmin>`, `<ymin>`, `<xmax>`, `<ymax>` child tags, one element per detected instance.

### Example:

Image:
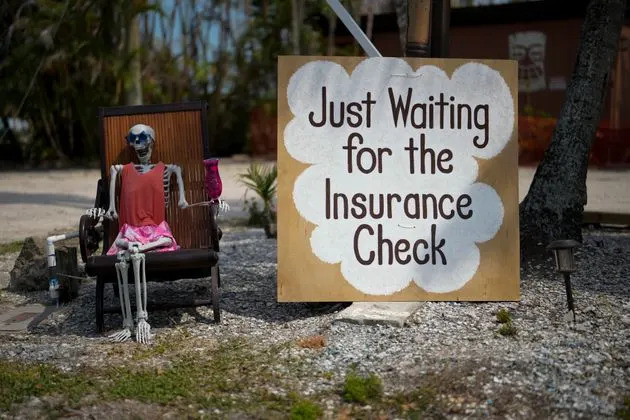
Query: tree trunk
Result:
<box><xmin>520</xmin><ymin>0</ymin><xmax>626</xmax><ymax>249</ymax></box>
<box><xmin>291</xmin><ymin>0</ymin><xmax>302</xmax><ymax>55</ymax></box>
<box><xmin>125</xmin><ymin>5</ymin><xmax>143</xmax><ymax>105</ymax></box>
<box><xmin>394</xmin><ymin>0</ymin><xmax>408</xmax><ymax>54</ymax></box>
<box><xmin>327</xmin><ymin>7</ymin><xmax>337</xmax><ymax>56</ymax></box>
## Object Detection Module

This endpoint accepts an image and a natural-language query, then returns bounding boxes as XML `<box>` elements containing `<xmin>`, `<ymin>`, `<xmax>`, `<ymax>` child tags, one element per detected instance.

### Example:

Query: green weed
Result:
<box><xmin>0</xmin><ymin>240</ymin><xmax>23</xmax><ymax>255</ymax></box>
<box><xmin>497</xmin><ymin>322</ymin><xmax>518</xmax><ymax>337</ymax></box>
<box><xmin>0</xmin><ymin>360</ymin><xmax>92</xmax><ymax>410</ymax></box>
<box><xmin>342</xmin><ymin>369</ymin><xmax>383</xmax><ymax>404</ymax></box>
<box><xmin>0</xmin><ymin>339</ymin><xmax>299</xmax><ymax>415</ymax></box>
<box><xmin>290</xmin><ymin>399</ymin><xmax>323</xmax><ymax>420</ymax></box>
<box><xmin>617</xmin><ymin>395</ymin><xmax>630</xmax><ymax>419</ymax></box>
<box><xmin>496</xmin><ymin>308</ymin><xmax>511</xmax><ymax>324</ymax></box>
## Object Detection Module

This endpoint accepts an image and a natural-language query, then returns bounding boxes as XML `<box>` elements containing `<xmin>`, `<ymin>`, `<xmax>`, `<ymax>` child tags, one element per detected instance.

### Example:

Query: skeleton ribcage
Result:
<box><xmin>132</xmin><ymin>164</ymin><xmax>172</xmax><ymax>206</ymax></box>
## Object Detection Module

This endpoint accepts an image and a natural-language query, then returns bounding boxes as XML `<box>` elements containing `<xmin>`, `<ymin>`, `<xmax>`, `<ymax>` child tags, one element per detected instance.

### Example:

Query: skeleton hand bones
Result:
<box><xmin>85</xmin><ymin>208</ymin><xmax>106</xmax><ymax>221</ymax></box>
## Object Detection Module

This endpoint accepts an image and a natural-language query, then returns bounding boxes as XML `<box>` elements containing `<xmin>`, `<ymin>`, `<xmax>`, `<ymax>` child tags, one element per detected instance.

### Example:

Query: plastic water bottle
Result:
<box><xmin>49</xmin><ymin>276</ymin><xmax>59</xmax><ymax>307</ymax></box>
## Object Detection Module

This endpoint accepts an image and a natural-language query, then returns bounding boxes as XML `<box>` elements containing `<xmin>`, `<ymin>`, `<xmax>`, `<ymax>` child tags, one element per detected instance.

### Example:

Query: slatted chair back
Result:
<box><xmin>98</xmin><ymin>102</ymin><xmax>211</xmax><ymax>249</ymax></box>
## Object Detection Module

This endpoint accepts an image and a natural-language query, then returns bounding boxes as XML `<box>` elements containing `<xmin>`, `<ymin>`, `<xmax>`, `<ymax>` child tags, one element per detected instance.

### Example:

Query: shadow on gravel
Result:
<box><xmin>24</xmin><ymin>227</ymin><xmax>627</xmax><ymax>338</ymax></box>
<box><xmin>520</xmin><ymin>228</ymin><xmax>630</xmax><ymax>297</ymax></box>
<box><xmin>26</xmin><ymin>228</ymin><xmax>348</xmax><ymax>337</ymax></box>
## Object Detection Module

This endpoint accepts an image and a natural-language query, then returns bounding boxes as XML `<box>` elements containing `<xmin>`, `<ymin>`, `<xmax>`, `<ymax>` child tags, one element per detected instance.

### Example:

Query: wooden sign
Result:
<box><xmin>278</xmin><ymin>56</ymin><xmax>519</xmax><ymax>302</ymax></box>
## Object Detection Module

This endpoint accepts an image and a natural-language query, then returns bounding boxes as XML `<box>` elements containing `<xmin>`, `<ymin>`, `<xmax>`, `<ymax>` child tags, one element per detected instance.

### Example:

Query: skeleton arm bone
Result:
<box><xmin>106</xmin><ymin>165</ymin><xmax>123</xmax><ymax>220</ymax></box>
<box><xmin>166</xmin><ymin>164</ymin><xmax>189</xmax><ymax>209</ymax></box>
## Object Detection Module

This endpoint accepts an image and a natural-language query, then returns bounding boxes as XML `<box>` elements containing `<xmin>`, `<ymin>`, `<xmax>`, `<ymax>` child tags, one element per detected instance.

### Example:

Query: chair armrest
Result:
<box><xmin>94</xmin><ymin>178</ymin><xmax>109</xmax><ymax>209</ymax></box>
<box><xmin>80</xmin><ymin>179</ymin><xmax>108</xmax><ymax>263</ymax></box>
<box><xmin>79</xmin><ymin>215</ymin><xmax>102</xmax><ymax>264</ymax></box>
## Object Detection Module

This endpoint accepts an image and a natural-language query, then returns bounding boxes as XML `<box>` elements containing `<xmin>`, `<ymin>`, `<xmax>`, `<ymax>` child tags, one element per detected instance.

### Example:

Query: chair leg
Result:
<box><xmin>211</xmin><ymin>265</ymin><xmax>220</xmax><ymax>323</ymax></box>
<box><xmin>217</xmin><ymin>265</ymin><xmax>221</xmax><ymax>288</ymax></box>
<box><xmin>112</xmin><ymin>282</ymin><xmax>120</xmax><ymax>298</ymax></box>
<box><xmin>96</xmin><ymin>276</ymin><xmax>105</xmax><ymax>333</ymax></box>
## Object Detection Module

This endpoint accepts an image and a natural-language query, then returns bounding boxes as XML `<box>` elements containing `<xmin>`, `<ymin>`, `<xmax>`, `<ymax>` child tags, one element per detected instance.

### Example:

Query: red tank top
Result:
<box><xmin>118</xmin><ymin>162</ymin><xmax>166</xmax><ymax>227</ymax></box>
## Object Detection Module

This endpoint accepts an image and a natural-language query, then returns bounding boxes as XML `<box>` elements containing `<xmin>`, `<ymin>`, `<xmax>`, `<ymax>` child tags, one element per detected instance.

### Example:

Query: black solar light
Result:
<box><xmin>547</xmin><ymin>239</ymin><xmax>580</xmax><ymax>322</ymax></box>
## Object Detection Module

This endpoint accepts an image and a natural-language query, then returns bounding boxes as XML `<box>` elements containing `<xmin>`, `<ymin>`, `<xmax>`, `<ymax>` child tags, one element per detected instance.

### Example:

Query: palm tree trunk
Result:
<box><xmin>125</xmin><ymin>4</ymin><xmax>142</xmax><ymax>105</ymax></box>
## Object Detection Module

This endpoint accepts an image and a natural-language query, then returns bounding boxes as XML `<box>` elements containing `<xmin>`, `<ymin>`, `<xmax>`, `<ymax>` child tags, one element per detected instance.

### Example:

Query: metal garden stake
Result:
<box><xmin>547</xmin><ymin>239</ymin><xmax>580</xmax><ymax>322</ymax></box>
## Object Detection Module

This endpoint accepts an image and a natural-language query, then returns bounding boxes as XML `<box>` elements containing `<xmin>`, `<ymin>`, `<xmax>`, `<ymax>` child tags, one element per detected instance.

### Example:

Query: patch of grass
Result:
<box><xmin>617</xmin><ymin>395</ymin><xmax>630</xmax><ymax>420</ymax></box>
<box><xmin>0</xmin><ymin>360</ymin><xmax>92</xmax><ymax>411</ymax></box>
<box><xmin>131</xmin><ymin>329</ymin><xmax>192</xmax><ymax>361</ymax></box>
<box><xmin>0</xmin><ymin>240</ymin><xmax>22</xmax><ymax>255</ymax></box>
<box><xmin>0</xmin><ymin>338</ymin><xmax>305</xmax><ymax>416</ymax></box>
<box><xmin>496</xmin><ymin>308</ymin><xmax>511</xmax><ymax>324</ymax></box>
<box><xmin>342</xmin><ymin>369</ymin><xmax>383</xmax><ymax>404</ymax></box>
<box><xmin>290</xmin><ymin>399</ymin><xmax>323</xmax><ymax>420</ymax></box>
<box><xmin>108</xmin><ymin>363</ymin><xmax>193</xmax><ymax>404</ymax></box>
<box><xmin>497</xmin><ymin>322</ymin><xmax>518</xmax><ymax>337</ymax></box>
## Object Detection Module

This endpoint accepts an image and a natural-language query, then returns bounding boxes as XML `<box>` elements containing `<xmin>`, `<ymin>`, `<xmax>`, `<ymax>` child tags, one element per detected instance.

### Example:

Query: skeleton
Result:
<box><xmin>85</xmin><ymin>124</ymin><xmax>228</xmax><ymax>344</ymax></box>
<box><xmin>100</xmin><ymin>124</ymin><xmax>188</xmax><ymax>343</ymax></box>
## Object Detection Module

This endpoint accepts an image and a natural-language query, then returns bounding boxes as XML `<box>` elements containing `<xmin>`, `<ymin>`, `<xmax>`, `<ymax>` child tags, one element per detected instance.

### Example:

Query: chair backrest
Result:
<box><xmin>98</xmin><ymin>102</ymin><xmax>211</xmax><ymax>249</ymax></box>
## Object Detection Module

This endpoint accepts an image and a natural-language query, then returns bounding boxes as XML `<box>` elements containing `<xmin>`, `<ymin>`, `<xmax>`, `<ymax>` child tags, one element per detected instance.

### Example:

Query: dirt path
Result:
<box><xmin>0</xmin><ymin>161</ymin><xmax>261</xmax><ymax>243</ymax></box>
<box><xmin>1</xmin><ymin>165</ymin><xmax>628</xmax><ymax>244</ymax></box>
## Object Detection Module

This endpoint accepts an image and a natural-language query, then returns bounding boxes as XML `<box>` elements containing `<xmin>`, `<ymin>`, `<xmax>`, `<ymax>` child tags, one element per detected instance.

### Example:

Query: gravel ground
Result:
<box><xmin>0</xmin><ymin>225</ymin><xmax>628</xmax><ymax>418</ymax></box>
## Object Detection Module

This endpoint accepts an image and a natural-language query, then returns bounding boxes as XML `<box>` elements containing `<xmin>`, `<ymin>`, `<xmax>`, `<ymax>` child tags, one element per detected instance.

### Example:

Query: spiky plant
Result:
<box><xmin>239</xmin><ymin>163</ymin><xmax>277</xmax><ymax>237</ymax></box>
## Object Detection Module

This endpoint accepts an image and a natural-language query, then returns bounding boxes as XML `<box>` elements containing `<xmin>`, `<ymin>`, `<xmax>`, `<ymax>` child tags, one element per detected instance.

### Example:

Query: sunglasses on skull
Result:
<box><xmin>126</xmin><ymin>131</ymin><xmax>153</xmax><ymax>144</ymax></box>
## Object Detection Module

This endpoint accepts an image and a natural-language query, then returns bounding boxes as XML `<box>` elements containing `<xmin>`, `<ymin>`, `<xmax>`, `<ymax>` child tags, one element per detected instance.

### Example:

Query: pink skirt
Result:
<box><xmin>106</xmin><ymin>221</ymin><xmax>179</xmax><ymax>255</ymax></box>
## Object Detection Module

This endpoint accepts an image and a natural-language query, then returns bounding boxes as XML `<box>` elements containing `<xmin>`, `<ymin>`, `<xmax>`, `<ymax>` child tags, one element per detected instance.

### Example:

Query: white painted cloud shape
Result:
<box><xmin>285</xmin><ymin>58</ymin><xmax>514</xmax><ymax>295</ymax></box>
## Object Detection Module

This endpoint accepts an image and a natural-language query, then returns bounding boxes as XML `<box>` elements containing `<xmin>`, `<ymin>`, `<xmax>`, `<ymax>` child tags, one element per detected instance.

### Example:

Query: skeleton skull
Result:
<box><xmin>126</xmin><ymin>124</ymin><xmax>155</xmax><ymax>165</ymax></box>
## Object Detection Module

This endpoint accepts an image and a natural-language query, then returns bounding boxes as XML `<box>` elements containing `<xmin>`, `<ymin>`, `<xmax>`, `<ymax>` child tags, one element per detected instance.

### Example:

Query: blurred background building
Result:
<box><xmin>1</xmin><ymin>0</ymin><xmax>628</xmax><ymax>166</ymax></box>
<box><xmin>331</xmin><ymin>0</ymin><xmax>630</xmax><ymax>166</ymax></box>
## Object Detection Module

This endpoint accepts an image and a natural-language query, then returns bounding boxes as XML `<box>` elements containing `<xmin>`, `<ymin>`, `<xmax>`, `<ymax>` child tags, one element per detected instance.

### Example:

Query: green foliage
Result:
<box><xmin>240</xmin><ymin>163</ymin><xmax>278</xmax><ymax>237</ymax></box>
<box><xmin>290</xmin><ymin>399</ymin><xmax>323</xmax><ymax>420</ymax></box>
<box><xmin>496</xmin><ymin>308</ymin><xmax>517</xmax><ymax>336</ymax></box>
<box><xmin>0</xmin><ymin>339</ymin><xmax>305</xmax><ymax>414</ymax></box>
<box><xmin>0</xmin><ymin>360</ymin><xmax>91</xmax><ymax>411</ymax></box>
<box><xmin>108</xmin><ymin>364</ymin><xmax>193</xmax><ymax>404</ymax></box>
<box><xmin>342</xmin><ymin>369</ymin><xmax>383</xmax><ymax>404</ymax></box>
<box><xmin>240</xmin><ymin>163</ymin><xmax>278</xmax><ymax>228</ymax></box>
<box><xmin>496</xmin><ymin>308</ymin><xmax>512</xmax><ymax>324</ymax></box>
<box><xmin>0</xmin><ymin>240</ymin><xmax>23</xmax><ymax>255</ymax></box>
<box><xmin>0</xmin><ymin>0</ymin><xmax>147</xmax><ymax>162</ymax></box>
<box><xmin>1</xmin><ymin>1</ymin><xmax>359</xmax><ymax>163</ymax></box>
<box><xmin>240</xmin><ymin>163</ymin><xmax>277</xmax><ymax>208</ymax></box>
<box><xmin>497</xmin><ymin>322</ymin><xmax>518</xmax><ymax>337</ymax></box>
<box><xmin>617</xmin><ymin>396</ymin><xmax>630</xmax><ymax>420</ymax></box>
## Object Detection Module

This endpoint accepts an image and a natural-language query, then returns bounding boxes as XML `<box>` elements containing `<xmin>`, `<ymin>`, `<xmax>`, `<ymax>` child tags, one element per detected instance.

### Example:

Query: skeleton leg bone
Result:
<box><xmin>131</xmin><ymin>252</ymin><xmax>151</xmax><ymax>344</ymax></box>
<box><xmin>109</xmin><ymin>254</ymin><xmax>133</xmax><ymax>342</ymax></box>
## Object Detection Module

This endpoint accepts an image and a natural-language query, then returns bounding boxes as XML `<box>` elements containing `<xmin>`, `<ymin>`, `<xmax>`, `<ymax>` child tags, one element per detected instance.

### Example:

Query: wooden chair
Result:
<box><xmin>79</xmin><ymin>102</ymin><xmax>221</xmax><ymax>332</ymax></box>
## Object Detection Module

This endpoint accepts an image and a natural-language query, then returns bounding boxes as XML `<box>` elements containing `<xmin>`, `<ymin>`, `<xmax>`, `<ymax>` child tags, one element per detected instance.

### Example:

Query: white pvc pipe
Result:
<box><xmin>46</xmin><ymin>231</ymin><xmax>79</xmax><ymax>306</ymax></box>
<box><xmin>47</xmin><ymin>232</ymin><xmax>79</xmax><ymax>270</ymax></box>
<box><xmin>326</xmin><ymin>0</ymin><xmax>382</xmax><ymax>58</ymax></box>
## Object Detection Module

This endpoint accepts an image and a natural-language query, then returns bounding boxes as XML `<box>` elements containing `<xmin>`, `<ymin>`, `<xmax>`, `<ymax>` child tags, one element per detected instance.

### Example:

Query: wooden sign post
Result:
<box><xmin>278</xmin><ymin>56</ymin><xmax>519</xmax><ymax>302</ymax></box>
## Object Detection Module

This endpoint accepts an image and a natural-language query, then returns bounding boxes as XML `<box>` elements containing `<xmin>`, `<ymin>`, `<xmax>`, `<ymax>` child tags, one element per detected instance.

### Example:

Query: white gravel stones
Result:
<box><xmin>0</xmin><ymin>226</ymin><xmax>628</xmax><ymax>418</ymax></box>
